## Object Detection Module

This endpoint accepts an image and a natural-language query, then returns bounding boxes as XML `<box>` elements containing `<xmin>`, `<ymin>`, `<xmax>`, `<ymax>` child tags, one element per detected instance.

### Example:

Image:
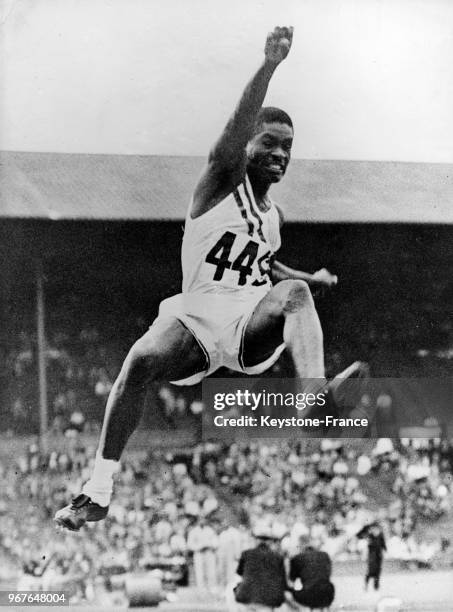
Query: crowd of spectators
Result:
<box><xmin>1</xmin><ymin>435</ymin><xmax>452</xmax><ymax>601</ymax></box>
<box><xmin>1</xmin><ymin>321</ymin><xmax>204</xmax><ymax>435</ymax></box>
<box><xmin>2</xmin><ymin>324</ymin><xmax>129</xmax><ymax>434</ymax></box>
<box><xmin>208</xmin><ymin>438</ymin><xmax>453</xmax><ymax>563</ymax></box>
<box><xmin>0</xmin><ymin>438</ymin><xmax>223</xmax><ymax>600</ymax></box>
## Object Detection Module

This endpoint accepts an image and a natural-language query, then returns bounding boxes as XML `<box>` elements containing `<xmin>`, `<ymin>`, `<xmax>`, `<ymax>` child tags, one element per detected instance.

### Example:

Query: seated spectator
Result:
<box><xmin>233</xmin><ymin>523</ymin><xmax>288</xmax><ymax>611</ymax></box>
<box><xmin>288</xmin><ymin>536</ymin><xmax>335</xmax><ymax>609</ymax></box>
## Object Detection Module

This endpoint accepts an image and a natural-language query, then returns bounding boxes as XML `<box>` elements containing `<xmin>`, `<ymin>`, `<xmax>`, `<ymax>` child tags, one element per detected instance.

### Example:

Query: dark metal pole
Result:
<box><xmin>36</xmin><ymin>259</ymin><xmax>48</xmax><ymax>452</ymax></box>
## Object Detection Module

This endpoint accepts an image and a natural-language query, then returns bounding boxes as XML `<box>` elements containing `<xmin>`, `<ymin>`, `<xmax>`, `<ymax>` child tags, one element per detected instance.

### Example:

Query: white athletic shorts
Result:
<box><xmin>155</xmin><ymin>292</ymin><xmax>285</xmax><ymax>386</ymax></box>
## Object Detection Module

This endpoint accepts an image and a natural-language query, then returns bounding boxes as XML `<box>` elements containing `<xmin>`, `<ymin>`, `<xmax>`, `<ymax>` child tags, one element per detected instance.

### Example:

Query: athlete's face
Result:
<box><xmin>246</xmin><ymin>122</ymin><xmax>293</xmax><ymax>183</ymax></box>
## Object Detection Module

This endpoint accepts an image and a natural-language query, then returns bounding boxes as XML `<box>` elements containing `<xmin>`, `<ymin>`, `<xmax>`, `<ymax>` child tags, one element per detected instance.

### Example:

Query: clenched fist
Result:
<box><xmin>312</xmin><ymin>268</ymin><xmax>338</xmax><ymax>289</ymax></box>
<box><xmin>264</xmin><ymin>26</ymin><xmax>294</xmax><ymax>65</ymax></box>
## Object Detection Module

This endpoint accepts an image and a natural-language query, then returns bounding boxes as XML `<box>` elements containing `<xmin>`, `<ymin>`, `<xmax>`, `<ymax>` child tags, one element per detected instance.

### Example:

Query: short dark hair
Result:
<box><xmin>255</xmin><ymin>106</ymin><xmax>293</xmax><ymax>132</ymax></box>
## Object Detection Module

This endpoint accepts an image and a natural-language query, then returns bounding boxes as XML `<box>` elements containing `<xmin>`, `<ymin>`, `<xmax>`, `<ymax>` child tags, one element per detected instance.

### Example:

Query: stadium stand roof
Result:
<box><xmin>1</xmin><ymin>151</ymin><xmax>452</xmax><ymax>223</ymax></box>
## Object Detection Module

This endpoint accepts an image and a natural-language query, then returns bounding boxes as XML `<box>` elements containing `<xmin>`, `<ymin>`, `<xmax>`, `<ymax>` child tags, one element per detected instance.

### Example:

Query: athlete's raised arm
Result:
<box><xmin>191</xmin><ymin>26</ymin><xmax>293</xmax><ymax>218</ymax></box>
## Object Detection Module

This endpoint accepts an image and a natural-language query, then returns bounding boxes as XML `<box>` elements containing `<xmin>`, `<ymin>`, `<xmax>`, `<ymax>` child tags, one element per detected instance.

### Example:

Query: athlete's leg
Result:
<box><xmin>243</xmin><ymin>280</ymin><xmax>325</xmax><ymax>385</ymax></box>
<box><xmin>98</xmin><ymin>316</ymin><xmax>207</xmax><ymax>461</ymax></box>
<box><xmin>54</xmin><ymin>317</ymin><xmax>207</xmax><ymax>529</ymax></box>
<box><xmin>242</xmin><ymin>280</ymin><xmax>368</xmax><ymax>410</ymax></box>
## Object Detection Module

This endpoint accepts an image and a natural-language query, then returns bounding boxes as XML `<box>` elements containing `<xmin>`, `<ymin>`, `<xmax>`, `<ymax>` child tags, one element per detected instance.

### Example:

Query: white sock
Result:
<box><xmin>81</xmin><ymin>453</ymin><xmax>120</xmax><ymax>507</ymax></box>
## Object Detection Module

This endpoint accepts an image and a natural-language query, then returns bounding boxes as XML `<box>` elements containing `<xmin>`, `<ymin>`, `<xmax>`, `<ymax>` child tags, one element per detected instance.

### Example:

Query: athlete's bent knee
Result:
<box><xmin>123</xmin><ymin>338</ymin><xmax>163</xmax><ymax>383</ymax></box>
<box><xmin>277</xmin><ymin>279</ymin><xmax>313</xmax><ymax>314</ymax></box>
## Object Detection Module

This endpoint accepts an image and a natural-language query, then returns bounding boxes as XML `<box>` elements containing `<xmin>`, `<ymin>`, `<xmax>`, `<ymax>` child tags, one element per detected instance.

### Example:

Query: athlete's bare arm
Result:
<box><xmin>272</xmin><ymin>206</ymin><xmax>337</xmax><ymax>289</ymax></box>
<box><xmin>272</xmin><ymin>260</ymin><xmax>338</xmax><ymax>289</ymax></box>
<box><xmin>191</xmin><ymin>26</ymin><xmax>293</xmax><ymax>219</ymax></box>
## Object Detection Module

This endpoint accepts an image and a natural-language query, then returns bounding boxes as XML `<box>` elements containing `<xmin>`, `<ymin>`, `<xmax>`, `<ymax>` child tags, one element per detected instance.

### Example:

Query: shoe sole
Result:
<box><xmin>53</xmin><ymin>516</ymin><xmax>83</xmax><ymax>532</ymax></box>
<box><xmin>54</xmin><ymin>505</ymin><xmax>108</xmax><ymax>531</ymax></box>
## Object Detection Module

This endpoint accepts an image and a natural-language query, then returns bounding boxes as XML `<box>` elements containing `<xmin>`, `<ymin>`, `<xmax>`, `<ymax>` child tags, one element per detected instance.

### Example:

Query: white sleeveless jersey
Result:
<box><xmin>182</xmin><ymin>174</ymin><xmax>281</xmax><ymax>297</ymax></box>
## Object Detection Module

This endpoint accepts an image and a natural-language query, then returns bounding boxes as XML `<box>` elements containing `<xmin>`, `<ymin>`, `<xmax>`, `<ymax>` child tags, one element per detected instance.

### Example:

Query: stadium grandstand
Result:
<box><xmin>1</xmin><ymin>151</ymin><xmax>453</xmax><ymax>610</ymax></box>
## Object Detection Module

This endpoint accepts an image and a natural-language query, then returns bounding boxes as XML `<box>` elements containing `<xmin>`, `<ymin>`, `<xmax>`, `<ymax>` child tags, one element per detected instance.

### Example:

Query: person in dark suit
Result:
<box><xmin>357</xmin><ymin>523</ymin><xmax>387</xmax><ymax>590</ymax></box>
<box><xmin>233</xmin><ymin>526</ymin><xmax>288</xmax><ymax>611</ymax></box>
<box><xmin>288</xmin><ymin>537</ymin><xmax>335</xmax><ymax>609</ymax></box>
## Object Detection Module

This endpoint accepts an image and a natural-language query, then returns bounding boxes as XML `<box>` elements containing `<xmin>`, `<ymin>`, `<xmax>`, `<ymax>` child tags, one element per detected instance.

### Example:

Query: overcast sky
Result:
<box><xmin>1</xmin><ymin>0</ymin><xmax>452</xmax><ymax>162</ymax></box>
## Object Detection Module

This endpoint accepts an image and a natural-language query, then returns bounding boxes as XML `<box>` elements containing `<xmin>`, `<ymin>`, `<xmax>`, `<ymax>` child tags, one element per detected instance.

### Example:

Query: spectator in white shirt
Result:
<box><xmin>187</xmin><ymin>518</ymin><xmax>218</xmax><ymax>591</ymax></box>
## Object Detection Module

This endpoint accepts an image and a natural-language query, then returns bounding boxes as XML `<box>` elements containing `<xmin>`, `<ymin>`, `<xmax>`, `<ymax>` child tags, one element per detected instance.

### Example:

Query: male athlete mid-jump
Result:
<box><xmin>55</xmin><ymin>27</ymin><xmax>366</xmax><ymax>530</ymax></box>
